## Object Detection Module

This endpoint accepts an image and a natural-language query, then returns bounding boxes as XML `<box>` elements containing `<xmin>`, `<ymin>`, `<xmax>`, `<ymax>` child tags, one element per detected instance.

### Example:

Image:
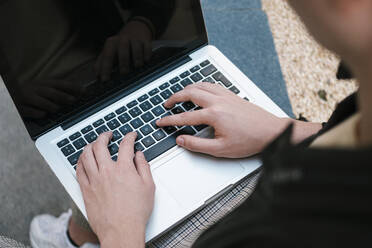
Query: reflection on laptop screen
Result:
<box><xmin>0</xmin><ymin>0</ymin><xmax>207</xmax><ymax>138</ymax></box>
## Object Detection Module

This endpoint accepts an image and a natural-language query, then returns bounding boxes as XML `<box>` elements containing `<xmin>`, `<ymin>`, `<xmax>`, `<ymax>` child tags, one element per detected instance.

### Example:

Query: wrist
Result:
<box><xmin>99</xmin><ymin>224</ymin><xmax>146</xmax><ymax>248</ymax></box>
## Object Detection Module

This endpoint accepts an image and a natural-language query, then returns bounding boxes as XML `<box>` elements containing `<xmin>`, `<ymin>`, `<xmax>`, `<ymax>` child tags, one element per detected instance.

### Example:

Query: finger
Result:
<box><xmin>80</xmin><ymin>144</ymin><xmax>99</xmax><ymax>179</ymax></box>
<box><xmin>117</xmin><ymin>132</ymin><xmax>137</xmax><ymax>169</ymax></box>
<box><xmin>100</xmin><ymin>37</ymin><xmax>118</xmax><ymax>82</ymax></box>
<box><xmin>134</xmin><ymin>151</ymin><xmax>153</xmax><ymax>183</ymax></box>
<box><xmin>156</xmin><ymin>109</ymin><xmax>211</xmax><ymax>127</ymax></box>
<box><xmin>143</xmin><ymin>41</ymin><xmax>152</xmax><ymax>63</ymax></box>
<box><xmin>163</xmin><ymin>88</ymin><xmax>214</xmax><ymax>109</ymax></box>
<box><xmin>176</xmin><ymin>135</ymin><xmax>223</xmax><ymax>156</ymax></box>
<box><xmin>193</xmin><ymin>82</ymin><xmax>231</xmax><ymax>96</ymax></box>
<box><xmin>39</xmin><ymin>87</ymin><xmax>76</xmax><ymax>105</ymax></box>
<box><xmin>92</xmin><ymin>132</ymin><xmax>113</xmax><ymax>167</ymax></box>
<box><xmin>76</xmin><ymin>160</ymin><xmax>90</xmax><ymax>186</ymax></box>
<box><xmin>118</xmin><ymin>37</ymin><xmax>131</xmax><ymax>74</ymax></box>
<box><xmin>130</xmin><ymin>40</ymin><xmax>144</xmax><ymax>68</ymax></box>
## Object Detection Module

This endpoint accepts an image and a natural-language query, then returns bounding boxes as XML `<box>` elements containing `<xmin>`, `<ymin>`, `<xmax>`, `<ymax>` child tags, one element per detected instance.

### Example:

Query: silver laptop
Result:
<box><xmin>0</xmin><ymin>0</ymin><xmax>287</xmax><ymax>242</ymax></box>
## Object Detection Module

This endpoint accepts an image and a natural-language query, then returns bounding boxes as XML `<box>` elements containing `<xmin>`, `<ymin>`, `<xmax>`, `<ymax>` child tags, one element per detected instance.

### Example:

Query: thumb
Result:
<box><xmin>176</xmin><ymin>135</ymin><xmax>222</xmax><ymax>156</ymax></box>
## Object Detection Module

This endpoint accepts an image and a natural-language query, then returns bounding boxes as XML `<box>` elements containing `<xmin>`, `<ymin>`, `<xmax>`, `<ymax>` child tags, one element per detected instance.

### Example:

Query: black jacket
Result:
<box><xmin>192</xmin><ymin>93</ymin><xmax>372</xmax><ymax>248</ymax></box>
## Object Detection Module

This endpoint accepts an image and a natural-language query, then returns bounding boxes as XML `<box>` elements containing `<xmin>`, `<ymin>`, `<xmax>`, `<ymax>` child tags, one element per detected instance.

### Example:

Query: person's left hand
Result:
<box><xmin>76</xmin><ymin>132</ymin><xmax>155</xmax><ymax>246</ymax></box>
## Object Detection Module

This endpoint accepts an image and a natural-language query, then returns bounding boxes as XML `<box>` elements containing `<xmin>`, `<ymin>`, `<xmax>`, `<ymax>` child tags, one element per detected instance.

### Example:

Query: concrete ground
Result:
<box><xmin>0</xmin><ymin>0</ymin><xmax>291</xmax><ymax>245</ymax></box>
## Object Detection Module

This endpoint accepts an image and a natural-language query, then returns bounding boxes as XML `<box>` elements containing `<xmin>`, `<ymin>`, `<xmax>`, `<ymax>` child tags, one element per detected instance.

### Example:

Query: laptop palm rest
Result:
<box><xmin>153</xmin><ymin>151</ymin><xmax>244</xmax><ymax>209</ymax></box>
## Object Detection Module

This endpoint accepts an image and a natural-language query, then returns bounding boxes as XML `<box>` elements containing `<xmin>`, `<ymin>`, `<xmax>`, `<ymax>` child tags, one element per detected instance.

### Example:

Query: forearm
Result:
<box><xmin>281</xmin><ymin>118</ymin><xmax>323</xmax><ymax>144</ymax></box>
<box><xmin>100</xmin><ymin>226</ymin><xmax>146</xmax><ymax>248</ymax></box>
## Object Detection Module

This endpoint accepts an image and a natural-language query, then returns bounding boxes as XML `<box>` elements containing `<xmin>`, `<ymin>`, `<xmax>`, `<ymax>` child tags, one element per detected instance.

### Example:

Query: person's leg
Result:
<box><xmin>68</xmin><ymin>205</ymin><xmax>99</xmax><ymax>246</ymax></box>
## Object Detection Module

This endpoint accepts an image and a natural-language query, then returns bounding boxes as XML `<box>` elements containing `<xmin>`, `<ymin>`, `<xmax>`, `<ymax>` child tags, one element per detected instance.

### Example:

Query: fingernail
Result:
<box><xmin>177</xmin><ymin>137</ymin><xmax>184</xmax><ymax>146</ymax></box>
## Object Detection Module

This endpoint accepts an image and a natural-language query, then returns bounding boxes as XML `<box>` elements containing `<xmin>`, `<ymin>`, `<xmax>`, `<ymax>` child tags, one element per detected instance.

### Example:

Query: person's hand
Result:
<box><xmin>15</xmin><ymin>79</ymin><xmax>83</xmax><ymax>119</ymax></box>
<box><xmin>76</xmin><ymin>132</ymin><xmax>155</xmax><ymax>246</ymax></box>
<box><xmin>95</xmin><ymin>20</ymin><xmax>153</xmax><ymax>82</ymax></box>
<box><xmin>156</xmin><ymin>82</ymin><xmax>290</xmax><ymax>158</ymax></box>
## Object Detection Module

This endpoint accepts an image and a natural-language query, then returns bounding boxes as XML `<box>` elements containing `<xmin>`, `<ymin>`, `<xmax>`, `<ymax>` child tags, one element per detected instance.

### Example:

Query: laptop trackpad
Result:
<box><xmin>153</xmin><ymin>151</ymin><xmax>244</xmax><ymax>208</ymax></box>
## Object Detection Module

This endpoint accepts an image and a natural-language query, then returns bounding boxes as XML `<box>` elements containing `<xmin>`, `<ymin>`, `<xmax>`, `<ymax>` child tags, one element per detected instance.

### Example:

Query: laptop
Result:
<box><xmin>0</xmin><ymin>0</ymin><xmax>287</xmax><ymax>242</ymax></box>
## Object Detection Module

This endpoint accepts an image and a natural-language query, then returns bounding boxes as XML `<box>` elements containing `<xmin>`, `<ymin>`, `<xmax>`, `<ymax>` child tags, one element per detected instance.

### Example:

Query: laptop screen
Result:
<box><xmin>0</xmin><ymin>0</ymin><xmax>207</xmax><ymax>139</ymax></box>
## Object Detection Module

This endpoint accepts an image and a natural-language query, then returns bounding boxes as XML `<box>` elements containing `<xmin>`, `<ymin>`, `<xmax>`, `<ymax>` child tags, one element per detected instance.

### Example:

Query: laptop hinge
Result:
<box><xmin>61</xmin><ymin>55</ymin><xmax>192</xmax><ymax>131</ymax></box>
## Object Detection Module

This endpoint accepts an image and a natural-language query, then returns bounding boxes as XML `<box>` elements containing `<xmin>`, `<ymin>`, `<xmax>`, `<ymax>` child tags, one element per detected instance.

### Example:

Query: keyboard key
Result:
<box><xmin>69</xmin><ymin>132</ymin><xmax>81</xmax><ymax>141</ymax></box>
<box><xmin>194</xmin><ymin>125</ymin><xmax>208</xmax><ymax>132</ymax></box>
<box><xmin>204</xmin><ymin>77</ymin><xmax>215</xmax><ymax>83</ymax></box>
<box><xmin>163</xmin><ymin>126</ymin><xmax>177</xmax><ymax>135</ymax></box>
<box><xmin>190</xmin><ymin>73</ymin><xmax>203</xmax><ymax>82</ymax></box>
<box><xmin>212</xmin><ymin>72</ymin><xmax>232</xmax><ymax>87</ymax></box>
<box><xmin>108</xmin><ymin>144</ymin><xmax>119</xmax><ymax>156</ymax></box>
<box><xmin>127</xmin><ymin>100</ymin><xmax>138</xmax><ymax>108</ymax></box>
<box><xmin>149</xmin><ymin>95</ymin><xmax>162</xmax><ymax>106</ymax></box>
<box><xmin>61</xmin><ymin>144</ymin><xmax>75</xmax><ymax>157</ymax></box>
<box><xmin>180</xmin><ymin>71</ymin><xmax>190</xmax><ymax>78</ymax></box>
<box><xmin>182</xmin><ymin>101</ymin><xmax>196</xmax><ymax>111</ymax></box>
<box><xmin>140</xmin><ymin>125</ymin><xmax>154</xmax><ymax>136</ymax></box>
<box><xmin>170</xmin><ymin>77</ymin><xmax>180</xmax><ymax>84</ymax></box>
<box><xmin>96</xmin><ymin>125</ymin><xmax>109</xmax><ymax>135</ymax></box>
<box><xmin>107</xmin><ymin>119</ymin><xmax>121</xmax><ymax>130</ymax></box>
<box><xmin>119</xmin><ymin>124</ymin><xmax>133</xmax><ymax>135</ymax></box>
<box><xmin>178</xmin><ymin>126</ymin><xmax>197</xmax><ymax>136</ymax></box>
<box><xmin>57</xmin><ymin>138</ymin><xmax>69</xmax><ymax>148</ymax></box>
<box><xmin>149</xmin><ymin>88</ymin><xmax>160</xmax><ymax>96</ymax></box>
<box><xmin>181</xmin><ymin>78</ymin><xmax>193</xmax><ymax>87</ymax></box>
<box><xmin>118</xmin><ymin>113</ymin><xmax>131</xmax><ymax>124</ymax></box>
<box><xmin>104</xmin><ymin>112</ymin><xmax>116</xmax><ymax>121</ymax></box>
<box><xmin>153</xmin><ymin>129</ymin><xmax>166</xmax><ymax>141</ymax></box>
<box><xmin>112</xmin><ymin>155</ymin><xmax>118</xmax><ymax>161</ymax></box>
<box><xmin>130</xmin><ymin>118</ymin><xmax>144</xmax><ymax>129</ymax></box>
<box><xmin>151</xmin><ymin>119</ymin><xmax>159</xmax><ymax>129</ymax></box>
<box><xmin>190</xmin><ymin>65</ymin><xmax>201</xmax><ymax>73</ymax></box>
<box><xmin>171</xmin><ymin>106</ymin><xmax>184</xmax><ymax>115</ymax></box>
<box><xmin>81</xmin><ymin>125</ymin><xmax>93</xmax><ymax>134</ymax></box>
<box><xmin>200</xmin><ymin>64</ymin><xmax>217</xmax><ymax>77</ymax></box>
<box><xmin>68</xmin><ymin>150</ymin><xmax>83</xmax><ymax>166</ymax></box>
<box><xmin>134</xmin><ymin>142</ymin><xmax>145</xmax><ymax>152</ymax></box>
<box><xmin>159</xmin><ymin>82</ymin><xmax>170</xmax><ymax>90</ymax></box>
<box><xmin>142</xmin><ymin>136</ymin><xmax>156</xmax><ymax>148</ymax></box>
<box><xmin>152</xmin><ymin>106</ymin><xmax>165</xmax><ymax>116</ymax></box>
<box><xmin>170</xmin><ymin>84</ymin><xmax>183</xmax><ymax>93</ymax></box>
<box><xmin>85</xmin><ymin>132</ymin><xmax>98</xmax><ymax>143</ymax></box>
<box><xmin>229</xmin><ymin>86</ymin><xmax>240</xmax><ymax>94</ymax></box>
<box><xmin>115</xmin><ymin>106</ymin><xmax>127</xmax><ymax>115</ymax></box>
<box><xmin>161</xmin><ymin>112</ymin><xmax>171</xmax><ymax>118</ymax></box>
<box><xmin>139</xmin><ymin>101</ymin><xmax>152</xmax><ymax>112</ymax></box>
<box><xmin>200</xmin><ymin>60</ymin><xmax>210</xmax><ymax>67</ymax></box>
<box><xmin>73</xmin><ymin>138</ymin><xmax>87</xmax><ymax>150</ymax></box>
<box><xmin>112</xmin><ymin>130</ymin><xmax>122</xmax><ymax>142</ymax></box>
<box><xmin>138</xmin><ymin>94</ymin><xmax>149</xmax><ymax>102</ymax></box>
<box><xmin>141</xmin><ymin>112</ymin><xmax>155</xmax><ymax>122</ymax></box>
<box><xmin>93</xmin><ymin>119</ymin><xmax>104</xmax><ymax>127</ymax></box>
<box><xmin>143</xmin><ymin>135</ymin><xmax>177</xmax><ymax>162</ymax></box>
<box><xmin>129</xmin><ymin>107</ymin><xmax>142</xmax><ymax>118</ymax></box>
<box><xmin>160</xmin><ymin>89</ymin><xmax>173</xmax><ymax>100</ymax></box>
<box><xmin>136</xmin><ymin>131</ymin><xmax>143</xmax><ymax>141</ymax></box>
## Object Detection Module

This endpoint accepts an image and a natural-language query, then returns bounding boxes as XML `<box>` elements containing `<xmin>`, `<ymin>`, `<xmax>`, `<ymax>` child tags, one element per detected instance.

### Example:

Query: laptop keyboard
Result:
<box><xmin>56</xmin><ymin>60</ymin><xmax>250</xmax><ymax>170</ymax></box>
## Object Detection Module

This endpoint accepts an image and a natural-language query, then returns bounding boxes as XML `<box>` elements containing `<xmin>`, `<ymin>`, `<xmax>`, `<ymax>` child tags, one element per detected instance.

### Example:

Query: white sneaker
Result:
<box><xmin>30</xmin><ymin>209</ymin><xmax>99</xmax><ymax>248</ymax></box>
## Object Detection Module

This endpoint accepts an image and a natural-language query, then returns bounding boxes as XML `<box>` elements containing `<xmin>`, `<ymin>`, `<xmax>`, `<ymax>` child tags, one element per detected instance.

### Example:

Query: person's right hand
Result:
<box><xmin>156</xmin><ymin>82</ymin><xmax>290</xmax><ymax>158</ymax></box>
